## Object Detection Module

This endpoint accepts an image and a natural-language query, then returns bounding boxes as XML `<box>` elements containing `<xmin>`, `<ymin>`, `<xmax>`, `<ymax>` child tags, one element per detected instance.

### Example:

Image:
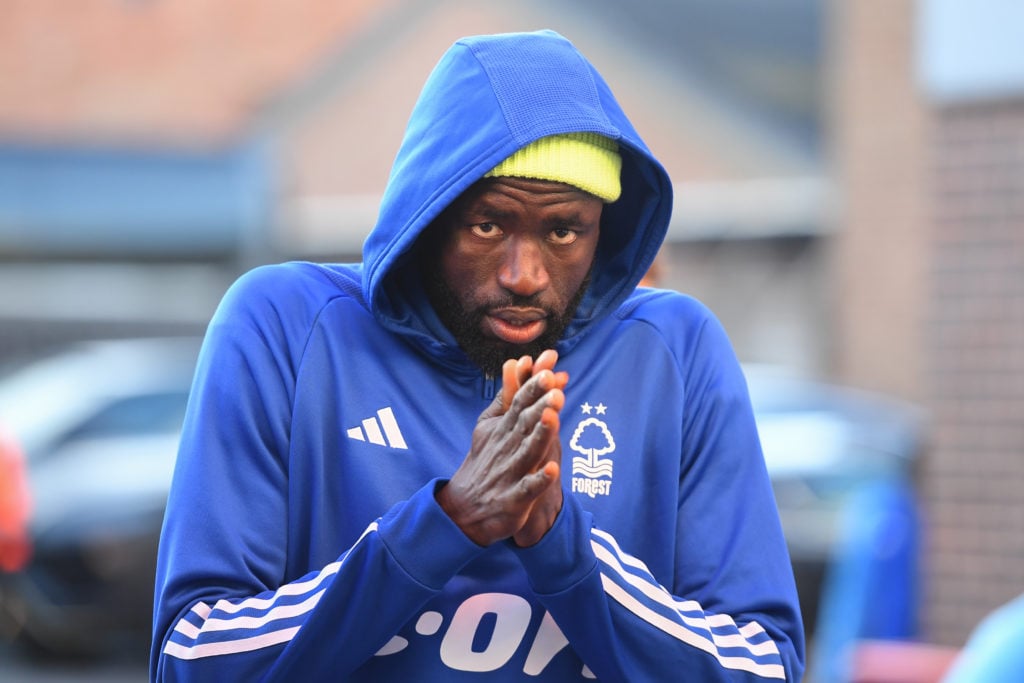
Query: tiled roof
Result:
<box><xmin>0</xmin><ymin>0</ymin><xmax>391</xmax><ymax>144</ymax></box>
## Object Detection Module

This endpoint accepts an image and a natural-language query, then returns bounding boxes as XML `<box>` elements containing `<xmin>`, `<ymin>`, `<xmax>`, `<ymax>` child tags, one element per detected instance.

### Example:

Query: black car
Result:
<box><xmin>0</xmin><ymin>337</ymin><xmax>200</xmax><ymax>657</ymax></box>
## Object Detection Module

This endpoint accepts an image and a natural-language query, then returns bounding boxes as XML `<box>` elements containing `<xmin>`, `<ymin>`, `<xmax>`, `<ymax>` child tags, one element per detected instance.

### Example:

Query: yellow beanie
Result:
<box><xmin>484</xmin><ymin>132</ymin><xmax>622</xmax><ymax>203</ymax></box>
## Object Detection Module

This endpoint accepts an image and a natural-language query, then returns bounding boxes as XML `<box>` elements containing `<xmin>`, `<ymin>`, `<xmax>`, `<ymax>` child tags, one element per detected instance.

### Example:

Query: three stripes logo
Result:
<box><xmin>346</xmin><ymin>406</ymin><xmax>408</xmax><ymax>450</ymax></box>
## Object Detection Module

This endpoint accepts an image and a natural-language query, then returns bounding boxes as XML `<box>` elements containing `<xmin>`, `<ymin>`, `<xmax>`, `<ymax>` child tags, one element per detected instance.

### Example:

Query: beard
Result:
<box><xmin>423</xmin><ymin>269</ymin><xmax>590</xmax><ymax>376</ymax></box>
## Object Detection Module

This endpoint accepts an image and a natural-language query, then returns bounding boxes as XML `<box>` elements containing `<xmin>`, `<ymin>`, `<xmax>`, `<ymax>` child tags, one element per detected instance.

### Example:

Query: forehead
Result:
<box><xmin>452</xmin><ymin>177</ymin><xmax>603</xmax><ymax>215</ymax></box>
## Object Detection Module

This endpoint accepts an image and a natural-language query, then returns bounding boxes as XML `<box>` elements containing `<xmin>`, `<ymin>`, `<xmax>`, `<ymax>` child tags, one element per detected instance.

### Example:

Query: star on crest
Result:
<box><xmin>595</xmin><ymin>403</ymin><xmax>607</xmax><ymax>415</ymax></box>
<box><xmin>581</xmin><ymin>402</ymin><xmax>593</xmax><ymax>414</ymax></box>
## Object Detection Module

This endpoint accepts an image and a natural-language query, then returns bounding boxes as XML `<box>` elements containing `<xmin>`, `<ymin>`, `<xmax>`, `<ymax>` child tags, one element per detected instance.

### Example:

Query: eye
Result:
<box><xmin>470</xmin><ymin>222</ymin><xmax>503</xmax><ymax>239</ymax></box>
<box><xmin>548</xmin><ymin>227</ymin><xmax>579</xmax><ymax>245</ymax></box>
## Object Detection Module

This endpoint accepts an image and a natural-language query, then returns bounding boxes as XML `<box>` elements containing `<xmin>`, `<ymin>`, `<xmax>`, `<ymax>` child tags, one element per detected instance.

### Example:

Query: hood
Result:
<box><xmin>362</xmin><ymin>30</ymin><xmax>672</xmax><ymax>353</ymax></box>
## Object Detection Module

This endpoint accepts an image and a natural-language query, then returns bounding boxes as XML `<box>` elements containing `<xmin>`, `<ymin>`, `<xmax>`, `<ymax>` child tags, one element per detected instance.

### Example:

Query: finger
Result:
<box><xmin>515</xmin><ymin>458</ymin><xmax>561</xmax><ymax>502</ymax></box>
<box><xmin>481</xmin><ymin>360</ymin><xmax>519</xmax><ymax>422</ymax></box>
<box><xmin>516</xmin><ymin>355</ymin><xmax>533</xmax><ymax>387</ymax></box>
<box><xmin>543</xmin><ymin>392</ymin><xmax>565</xmax><ymax>414</ymax></box>
<box><xmin>533</xmin><ymin>349</ymin><xmax>558</xmax><ymax>376</ymax></box>
<box><xmin>478</xmin><ymin>390</ymin><xmax>507</xmax><ymax>422</ymax></box>
<box><xmin>513</xmin><ymin>390</ymin><xmax>564</xmax><ymax>454</ymax></box>
<box><xmin>532</xmin><ymin>351</ymin><xmax>568</xmax><ymax>390</ymax></box>
<box><xmin>500</xmin><ymin>355</ymin><xmax>533</xmax><ymax>409</ymax></box>
<box><xmin>541</xmin><ymin>460</ymin><xmax>560</xmax><ymax>480</ymax></box>
<box><xmin>500</xmin><ymin>358</ymin><xmax>519</xmax><ymax>409</ymax></box>
<box><xmin>536</xmin><ymin>370</ymin><xmax>568</xmax><ymax>402</ymax></box>
<box><xmin>537</xmin><ymin>405</ymin><xmax>562</xmax><ymax>461</ymax></box>
<box><xmin>508</xmin><ymin>371</ymin><xmax>564</xmax><ymax>419</ymax></box>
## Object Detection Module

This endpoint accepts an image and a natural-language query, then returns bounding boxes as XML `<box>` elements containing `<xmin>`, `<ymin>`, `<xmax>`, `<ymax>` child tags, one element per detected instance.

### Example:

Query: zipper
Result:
<box><xmin>483</xmin><ymin>373</ymin><xmax>496</xmax><ymax>400</ymax></box>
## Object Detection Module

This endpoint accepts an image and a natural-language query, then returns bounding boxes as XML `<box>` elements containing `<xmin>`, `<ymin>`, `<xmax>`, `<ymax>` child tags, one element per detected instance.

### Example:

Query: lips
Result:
<box><xmin>484</xmin><ymin>307</ymin><xmax>548</xmax><ymax>345</ymax></box>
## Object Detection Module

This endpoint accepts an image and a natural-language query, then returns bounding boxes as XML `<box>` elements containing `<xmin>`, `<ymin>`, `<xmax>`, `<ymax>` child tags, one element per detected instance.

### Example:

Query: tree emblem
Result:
<box><xmin>569</xmin><ymin>417</ymin><xmax>615</xmax><ymax>479</ymax></box>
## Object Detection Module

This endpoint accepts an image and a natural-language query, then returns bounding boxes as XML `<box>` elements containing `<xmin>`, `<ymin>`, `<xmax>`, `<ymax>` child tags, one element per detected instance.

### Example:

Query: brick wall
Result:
<box><xmin>830</xmin><ymin>0</ymin><xmax>1024</xmax><ymax>646</ymax></box>
<box><xmin>922</xmin><ymin>98</ymin><xmax>1024</xmax><ymax>646</ymax></box>
<box><xmin>829</xmin><ymin>0</ymin><xmax>928</xmax><ymax>405</ymax></box>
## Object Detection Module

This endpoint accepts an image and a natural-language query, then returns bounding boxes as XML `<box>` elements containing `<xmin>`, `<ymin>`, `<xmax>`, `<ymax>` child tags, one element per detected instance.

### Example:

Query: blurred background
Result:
<box><xmin>1</xmin><ymin>0</ymin><xmax>1022</xmax><ymax>681</ymax></box>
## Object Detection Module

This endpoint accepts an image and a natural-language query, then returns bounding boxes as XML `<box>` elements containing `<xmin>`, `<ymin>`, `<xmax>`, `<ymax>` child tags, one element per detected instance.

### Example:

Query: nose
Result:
<box><xmin>497</xmin><ymin>236</ymin><xmax>549</xmax><ymax>297</ymax></box>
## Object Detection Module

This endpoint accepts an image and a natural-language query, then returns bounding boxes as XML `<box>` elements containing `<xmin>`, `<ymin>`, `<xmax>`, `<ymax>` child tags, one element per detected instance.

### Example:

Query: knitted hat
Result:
<box><xmin>484</xmin><ymin>132</ymin><xmax>622</xmax><ymax>202</ymax></box>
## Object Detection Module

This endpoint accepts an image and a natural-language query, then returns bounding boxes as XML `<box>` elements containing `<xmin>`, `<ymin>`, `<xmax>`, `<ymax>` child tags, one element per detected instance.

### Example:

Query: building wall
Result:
<box><xmin>922</xmin><ymin>98</ymin><xmax>1024</xmax><ymax>646</ymax></box>
<box><xmin>829</xmin><ymin>0</ymin><xmax>928</xmax><ymax>404</ymax></box>
<box><xmin>832</xmin><ymin>0</ymin><xmax>1024</xmax><ymax>647</ymax></box>
<box><xmin>659</xmin><ymin>237</ymin><xmax>832</xmax><ymax>376</ymax></box>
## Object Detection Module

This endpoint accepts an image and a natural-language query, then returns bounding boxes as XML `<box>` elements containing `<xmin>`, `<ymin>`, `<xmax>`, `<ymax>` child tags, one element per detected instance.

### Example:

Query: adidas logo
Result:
<box><xmin>346</xmin><ymin>406</ymin><xmax>408</xmax><ymax>449</ymax></box>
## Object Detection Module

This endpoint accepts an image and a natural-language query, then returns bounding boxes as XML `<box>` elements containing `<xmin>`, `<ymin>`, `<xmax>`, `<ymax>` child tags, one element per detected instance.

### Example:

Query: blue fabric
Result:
<box><xmin>942</xmin><ymin>593</ymin><xmax>1024</xmax><ymax>683</ymax></box>
<box><xmin>809</xmin><ymin>479</ymin><xmax>921</xmax><ymax>683</ymax></box>
<box><xmin>152</xmin><ymin>30</ymin><xmax>803</xmax><ymax>682</ymax></box>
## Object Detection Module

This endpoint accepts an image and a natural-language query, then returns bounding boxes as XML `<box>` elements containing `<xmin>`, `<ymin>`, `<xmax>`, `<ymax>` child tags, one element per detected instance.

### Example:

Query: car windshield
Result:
<box><xmin>0</xmin><ymin>347</ymin><xmax>107</xmax><ymax>442</ymax></box>
<box><xmin>757</xmin><ymin>410</ymin><xmax>849</xmax><ymax>476</ymax></box>
<box><xmin>0</xmin><ymin>339</ymin><xmax>199</xmax><ymax>460</ymax></box>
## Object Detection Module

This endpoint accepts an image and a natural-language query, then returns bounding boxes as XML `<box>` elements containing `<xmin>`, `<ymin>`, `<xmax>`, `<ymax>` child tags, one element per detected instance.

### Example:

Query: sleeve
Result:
<box><xmin>150</xmin><ymin>267</ymin><xmax>483</xmax><ymax>682</ymax></box>
<box><xmin>511</xmin><ymin>311</ymin><xmax>805</xmax><ymax>682</ymax></box>
<box><xmin>941</xmin><ymin>593</ymin><xmax>1024</xmax><ymax>683</ymax></box>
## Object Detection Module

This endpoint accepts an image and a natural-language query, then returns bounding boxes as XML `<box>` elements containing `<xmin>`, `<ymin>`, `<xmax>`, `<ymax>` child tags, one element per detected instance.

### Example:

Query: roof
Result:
<box><xmin>0</xmin><ymin>0</ymin><xmax>831</xmax><ymax>255</ymax></box>
<box><xmin>0</xmin><ymin>0</ymin><xmax>822</xmax><ymax>162</ymax></box>
<box><xmin>0</xmin><ymin>0</ymin><xmax>392</xmax><ymax>145</ymax></box>
<box><xmin>269</xmin><ymin>0</ymin><xmax>830</xmax><ymax>253</ymax></box>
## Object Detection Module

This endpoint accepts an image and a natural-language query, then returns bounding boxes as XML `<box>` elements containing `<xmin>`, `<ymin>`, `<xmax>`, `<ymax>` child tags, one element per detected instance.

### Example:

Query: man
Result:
<box><xmin>151</xmin><ymin>30</ymin><xmax>804</xmax><ymax>681</ymax></box>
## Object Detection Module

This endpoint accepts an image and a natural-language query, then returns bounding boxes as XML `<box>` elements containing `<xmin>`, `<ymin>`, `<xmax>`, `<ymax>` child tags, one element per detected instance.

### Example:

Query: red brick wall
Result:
<box><xmin>830</xmin><ymin>0</ymin><xmax>1024</xmax><ymax>647</ymax></box>
<box><xmin>921</xmin><ymin>98</ymin><xmax>1024</xmax><ymax>646</ymax></box>
<box><xmin>829</xmin><ymin>0</ymin><xmax>928</xmax><ymax>405</ymax></box>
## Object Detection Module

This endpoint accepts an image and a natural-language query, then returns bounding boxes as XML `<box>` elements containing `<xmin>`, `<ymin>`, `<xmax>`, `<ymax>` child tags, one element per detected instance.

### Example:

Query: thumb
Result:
<box><xmin>478</xmin><ymin>358</ymin><xmax>521</xmax><ymax>422</ymax></box>
<box><xmin>478</xmin><ymin>387</ymin><xmax>509</xmax><ymax>422</ymax></box>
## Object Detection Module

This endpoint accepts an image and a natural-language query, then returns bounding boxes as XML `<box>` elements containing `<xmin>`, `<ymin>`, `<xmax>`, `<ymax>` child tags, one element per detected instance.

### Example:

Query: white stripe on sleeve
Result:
<box><xmin>600</xmin><ymin>574</ymin><xmax>786</xmax><ymax>680</ymax></box>
<box><xmin>591</xmin><ymin>528</ymin><xmax>785</xmax><ymax>679</ymax></box>
<box><xmin>164</xmin><ymin>521</ymin><xmax>378</xmax><ymax>661</ymax></box>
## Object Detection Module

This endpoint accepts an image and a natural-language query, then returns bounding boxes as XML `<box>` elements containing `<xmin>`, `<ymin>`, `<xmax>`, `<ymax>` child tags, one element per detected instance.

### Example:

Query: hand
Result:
<box><xmin>506</xmin><ymin>351</ymin><xmax>566</xmax><ymax>547</ymax></box>
<box><xmin>436</xmin><ymin>350</ymin><xmax>567</xmax><ymax>547</ymax></box>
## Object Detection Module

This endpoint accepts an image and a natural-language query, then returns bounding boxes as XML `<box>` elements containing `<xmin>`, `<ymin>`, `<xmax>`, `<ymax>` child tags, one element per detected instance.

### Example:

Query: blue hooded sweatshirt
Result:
<box><xmin>152</xmin><ymin>30</ymin><xmax>804</xmax><ymax>682</ymax></box>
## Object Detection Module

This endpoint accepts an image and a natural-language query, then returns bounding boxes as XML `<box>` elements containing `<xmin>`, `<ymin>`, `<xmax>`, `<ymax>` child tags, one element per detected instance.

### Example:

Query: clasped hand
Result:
<box><xmin>437</xmin><ymin>350</ymin><xmax>567</xmax><ymax>548</ymax></box>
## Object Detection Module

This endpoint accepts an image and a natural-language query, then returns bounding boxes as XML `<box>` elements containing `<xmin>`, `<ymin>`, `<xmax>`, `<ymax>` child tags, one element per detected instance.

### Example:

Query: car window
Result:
<box><xmin>59</xmin><ymin>392</ymin><xmax>190</xmax><ymax>442</ymax></box>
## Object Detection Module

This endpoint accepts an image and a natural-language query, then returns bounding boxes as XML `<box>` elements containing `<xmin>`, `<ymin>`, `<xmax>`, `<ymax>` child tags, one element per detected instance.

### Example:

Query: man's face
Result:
<box><xmin>423</xmin><ymin>176</ymin><xmax>602</xmax><ymax>375</ymax></box>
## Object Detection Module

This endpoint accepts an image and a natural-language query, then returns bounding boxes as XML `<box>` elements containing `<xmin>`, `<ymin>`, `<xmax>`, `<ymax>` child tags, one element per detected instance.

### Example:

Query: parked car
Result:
<box><xmin>0</xmin><ymin>336</ymin><xmax>201</xmax><ymax>657</ymax></box>
<box><xmin>744</xmin><ymin>364</ymin><xmax>927</xmax><ymax>639</ymax></box>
